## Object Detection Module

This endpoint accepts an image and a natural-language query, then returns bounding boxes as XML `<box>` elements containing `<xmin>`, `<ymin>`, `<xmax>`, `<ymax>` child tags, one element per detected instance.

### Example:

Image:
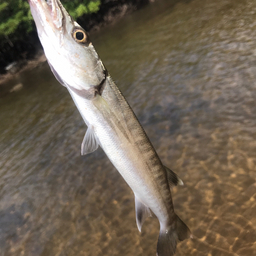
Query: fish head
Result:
<box><xmin>28</xmin><ymin>0</ymin><xmax>105</xmax><ymax>91</ymax></box>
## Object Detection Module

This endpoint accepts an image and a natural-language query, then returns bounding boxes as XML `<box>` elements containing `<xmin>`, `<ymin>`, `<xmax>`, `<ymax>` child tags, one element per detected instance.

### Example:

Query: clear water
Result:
<box><xmin>0</xmin><ymin>0</ymin><xmax>256</xmax><ymax>255</ymax></box>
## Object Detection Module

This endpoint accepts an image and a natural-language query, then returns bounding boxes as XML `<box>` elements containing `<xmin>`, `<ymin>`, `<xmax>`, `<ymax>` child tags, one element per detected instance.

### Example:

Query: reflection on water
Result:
<box><xmin>1</xmin><ymin>0</ymin><xmax>256</xmax><ymax>255</ymax></box>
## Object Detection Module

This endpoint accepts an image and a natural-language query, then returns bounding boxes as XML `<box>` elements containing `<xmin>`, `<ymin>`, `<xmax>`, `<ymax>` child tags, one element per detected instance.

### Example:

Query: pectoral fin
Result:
<box><xmin>81</xmin><ymin>125</ymin><xmax>99</xmax><ymax>155</ymax></box>
<box><xmin>164</xmin><ymin>166</ymin><xmax>184</xmax><ymax>189</ymax></box>
<box><xmin>135</xmin><ymin>195</ymin><xmax>152</xmax><ymax>232</ymax></box>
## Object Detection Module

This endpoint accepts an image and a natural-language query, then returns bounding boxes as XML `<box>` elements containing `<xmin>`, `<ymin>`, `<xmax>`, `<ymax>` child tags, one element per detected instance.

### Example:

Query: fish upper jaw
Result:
<box><xmin>28</xmin><ymin>0</ymin><xmax>74</xmax><ymax>61</ymax></box>
<box><xmin>28</xmin><ymin>0</ymin><xmax>67</xmax><ymax>35</ymax></box>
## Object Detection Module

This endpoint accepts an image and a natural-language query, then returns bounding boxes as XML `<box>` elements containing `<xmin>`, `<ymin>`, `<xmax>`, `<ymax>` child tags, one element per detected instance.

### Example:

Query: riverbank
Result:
<box><xmin>0</xmin><ymin>0</ymin><xmax>153</xmax><ymax>87</ymax></box>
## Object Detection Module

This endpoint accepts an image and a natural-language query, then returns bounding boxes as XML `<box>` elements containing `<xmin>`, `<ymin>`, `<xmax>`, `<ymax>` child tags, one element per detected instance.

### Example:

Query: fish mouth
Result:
<box><xmin>28</xmin><ymin>0</ymin><xmax>64</xmax><ymax>31</ymax></box>
<box><xmin>28</xmin><ymin>0</ymin><xmax>53</xmax><ymax>14</ymax></box>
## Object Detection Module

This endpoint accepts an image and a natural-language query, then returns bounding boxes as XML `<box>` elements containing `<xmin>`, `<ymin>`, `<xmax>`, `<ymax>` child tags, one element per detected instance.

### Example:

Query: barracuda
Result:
<box><xmin>28</xmin><ymin>0</ymin><xmax>191</xmax><ymax>255</ymax></box>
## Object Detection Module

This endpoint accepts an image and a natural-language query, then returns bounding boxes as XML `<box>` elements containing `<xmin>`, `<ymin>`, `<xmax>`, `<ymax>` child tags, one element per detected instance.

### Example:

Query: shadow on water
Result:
<box><xmin>1</xmin><ymin>0</ymin><xmax>256</xmax><ymax>255</ymax></box>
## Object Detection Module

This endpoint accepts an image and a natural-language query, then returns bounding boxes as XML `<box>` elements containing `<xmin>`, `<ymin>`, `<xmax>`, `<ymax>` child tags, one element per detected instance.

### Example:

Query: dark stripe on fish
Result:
<box><xmin>139</xmin><ymin>145</ymin><xmax>153</xmax><ymax>154</ymax></box>
<box><xmin>159</xmin><ymin>178</ymin><xmax>167</xmax><ymax>186</ymax></box>
<box><xmin>135</xmin><ymin>138</ymin><xmax>149</xmax><ymax>147</ymax></box>
<box><xmin>126</xmin><ymin>122</ymin><xmax>140</xmax><ymax>132</ymax></box>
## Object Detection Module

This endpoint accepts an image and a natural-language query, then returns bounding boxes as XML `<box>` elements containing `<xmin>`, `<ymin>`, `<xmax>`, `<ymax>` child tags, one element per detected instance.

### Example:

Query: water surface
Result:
<box><xmin>1</xmin><ymin>0</ymin><xmax>256</xmax><ymax>255</ymax></box>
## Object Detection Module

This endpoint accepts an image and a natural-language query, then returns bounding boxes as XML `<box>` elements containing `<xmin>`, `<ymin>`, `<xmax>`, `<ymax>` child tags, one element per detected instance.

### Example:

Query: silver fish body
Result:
<box><xmin>28</xmin><ymin>1</ymin><xmax>191</xmax><ymax>255</ymax></box>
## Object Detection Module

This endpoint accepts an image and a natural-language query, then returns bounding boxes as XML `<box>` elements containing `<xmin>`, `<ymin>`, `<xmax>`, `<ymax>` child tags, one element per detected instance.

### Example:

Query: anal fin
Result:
<box><xmin>135</xmin><ymin>195</ymin><xmax>152</xmax><ymax>232</ymax></box>
<box><xmin>81</xmin><ymin>125</ymin><xmax>99</xmax><ymax>155</ymax></box>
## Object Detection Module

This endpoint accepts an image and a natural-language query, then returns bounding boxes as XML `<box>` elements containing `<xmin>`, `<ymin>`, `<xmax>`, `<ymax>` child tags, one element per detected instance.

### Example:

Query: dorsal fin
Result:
<box><xmin>164</xmin><ymin>166</ymin><xmax>184</xmax><ymax>189</ymax></box>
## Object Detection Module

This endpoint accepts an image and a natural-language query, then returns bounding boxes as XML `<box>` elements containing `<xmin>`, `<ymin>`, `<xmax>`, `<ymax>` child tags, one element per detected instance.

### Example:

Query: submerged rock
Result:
<box><xmin>5</xmin><ymin>61</ymin><xmax>27</xmax><ymax>74</ymax></box>
<box><xmin>9</xmin><ymin>83</ymin><xmax>23</xmax><ymax>93</ymax></box>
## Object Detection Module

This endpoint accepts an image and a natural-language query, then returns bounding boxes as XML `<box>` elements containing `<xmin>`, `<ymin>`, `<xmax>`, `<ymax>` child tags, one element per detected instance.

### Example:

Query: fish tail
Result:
<box><xmin>156</xmin><ymin>215</ymin><xmax>191</xmax><ymax>256</ymax></box>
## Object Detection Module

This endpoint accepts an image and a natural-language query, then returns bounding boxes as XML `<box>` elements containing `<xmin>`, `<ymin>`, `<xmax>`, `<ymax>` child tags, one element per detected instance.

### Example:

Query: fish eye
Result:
<box><xmin>73</xmin><ymin>28</ymin><xmax>87</xmax><ymax>44</ymax></box>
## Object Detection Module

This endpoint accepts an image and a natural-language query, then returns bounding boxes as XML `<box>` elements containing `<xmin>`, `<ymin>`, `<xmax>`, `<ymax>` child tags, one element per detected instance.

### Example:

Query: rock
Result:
<box><xmin>5</xmin><ymin>60</ymin><xmax>26</xmax><ymax>74</ymax></box>
<box><xmin>9</xmin><ymin>83</ymin><xmax>23</xmax><ymax>93</ymax></box>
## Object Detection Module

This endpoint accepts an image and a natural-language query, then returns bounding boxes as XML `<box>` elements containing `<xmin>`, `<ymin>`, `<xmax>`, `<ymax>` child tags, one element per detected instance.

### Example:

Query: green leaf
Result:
<box><xmin>76</xmin><ymin>4</ymin><xmax>89</xmax><ymax>17</ymax></box>
<box><xmin>87</xmin><ymin>0</ymin><xmax>101</xmax><ymax>13</ymax></box>
<box><xmin>0</xmin><ymin>2</ymin><xmax>8</xmax><ymax>13</ymax></box>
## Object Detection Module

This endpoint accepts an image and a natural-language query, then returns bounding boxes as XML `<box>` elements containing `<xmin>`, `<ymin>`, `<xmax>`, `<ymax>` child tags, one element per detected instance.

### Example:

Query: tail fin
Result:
<box><xmin>156</xmin><ymin>215</ymin><xmax>191</xmax><ymax>256</ymax></box>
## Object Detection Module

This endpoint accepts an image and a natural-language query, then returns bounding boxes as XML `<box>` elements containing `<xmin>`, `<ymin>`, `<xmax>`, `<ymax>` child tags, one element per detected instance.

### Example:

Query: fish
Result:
<box><xmin>28</xmin><ymin>0</ymin><xmax>191</xmax><ymax>255</ymax></box>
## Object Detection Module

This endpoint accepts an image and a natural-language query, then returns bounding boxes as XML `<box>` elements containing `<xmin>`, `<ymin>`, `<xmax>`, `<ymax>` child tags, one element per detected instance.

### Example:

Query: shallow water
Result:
<box><xmin>1</xmin><ymin>0</ymin><xmax>256</xmax><ymax>255</ymax></box>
